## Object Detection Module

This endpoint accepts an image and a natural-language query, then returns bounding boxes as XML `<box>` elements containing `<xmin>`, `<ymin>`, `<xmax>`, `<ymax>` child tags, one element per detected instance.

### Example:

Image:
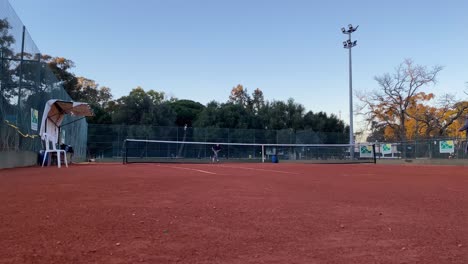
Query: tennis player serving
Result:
<box><xmin>212</xmin><ymin>144</ymin><xmax>221</xmax><ymax>163</ymax></box>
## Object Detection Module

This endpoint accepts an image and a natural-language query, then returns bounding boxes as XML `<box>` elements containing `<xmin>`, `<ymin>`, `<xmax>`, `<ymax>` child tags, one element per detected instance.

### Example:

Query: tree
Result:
<box><xmin>285</xmin><ymin>98</ymin><xmax>305</xmax><ymax>130</ymax></box>
<box><xmin>261</xmin><ymin>100</ymin><xmax>288</xmax><ymax>130</ymax></box>
<box><xmin>193</xmin><ymin>101</ymin><xmax>220</xmax><ymax>128</ymax></box>
<box><xmin>192</xmin><ymin>101</ymin><xmax>225</xmax><ymax>142</ymax></box>
<box><xmin>42</xmin><ymin>56</ymin><xmax>114</xmax><ymax>107</ymax></box>
<box><xmin>112</xmin><ymin>87</ymin><xmax>175</xmax><ymax>126</ymax></box>
<box><xmin>0</xmin><ymin>19</ymin><xmax>15</xmax><ymax>58</ymax></box>
<box><xmin>39</xmin><ymin>56</ymin><xmax>115</xmax><ymax>124</ymax></box>
<box><xmin>366</xmin><ymin>121</ymin><xmax>386</xmax><ymax>142</ymax></box>
<box><xmin>80</xmin><ymin>79</ymin><xmax>113</xmax><ymax>124</ymax></box>
<box><xmin>42</xmin><ymin>55</ymin><xmax>78</xmax><ymax>98</ymax></box>
<box><xmin>251</xmin><ymin>88</ymin><xmax>264</xmax><ymax>114</ymax></box>
<box><xmin>192</xmin><ymin>86</ymin><xmax>352</xmax><ymax>144</ymax></box>
<box><xmin>229</xmin><ymin>85</ymin><xmax>266</xmax><ymax>115</ymax></box>
<box><xmin>0</xmin><ymin>18</ymin><xmax>16</xmax><ymax>103</ymax></box>
<box><xmin>303</xmin><ymin>111</ymin><xmax>346</xmax><ymax>133</ymax></box>
<box><xmin>0</xmin><ymin>19</ymin><xmax>17</xmax><ymax>150</ymax></box>
<box><xmin>358</xmin><ymin>59</ymin><xmax>443</xmax><ymax>142</ymax></box>
<box><xmin>303</xmin><ymin>111</ymin><xmax>348</xmax><ymax>143</ymax></box>
<box><xmin>228</xmin><ymin>84</ymin><xmax>251</xmax><ymax>107</ymax></box>
<box><xmin>169</xmin><ymin>99</ymin><xmax>205</xmax><ymax>127</ymax></box>
<box><xmin>193</xmin><ymin>101</ymin><xmax>251</xmax><ymax>129</ymax></box>
<box><xmin>75</xmin><ymin>77</ymin><xmax>113</xmax><ymax>106</ymax></box>
<box><xmin>406</xmin><ymin>93</ymin><xmax>468</xmax><ymax>137</ymax></box>
<box><xmin>218</xmin><ymin>103</ymin><xmax>251</xmax><ymax>129</ymax></box>
<box><xmin>147</xmin><ymin>90</ymin><xmax>165</xmax><ymax>105</ymax></box>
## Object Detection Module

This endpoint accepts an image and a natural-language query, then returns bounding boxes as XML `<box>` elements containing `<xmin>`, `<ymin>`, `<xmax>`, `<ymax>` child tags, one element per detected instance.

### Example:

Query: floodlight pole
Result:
<box><xmin>342</xmin><ymin>24</ymin><xmax>358</xmax><ymax>159</ymax></box>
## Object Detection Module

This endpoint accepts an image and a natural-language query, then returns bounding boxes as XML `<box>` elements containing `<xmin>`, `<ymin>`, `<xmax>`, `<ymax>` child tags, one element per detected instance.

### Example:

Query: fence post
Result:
<box><xmin>372</xmin><ymin>144</ymin><xmax>377</xmax><ymax>164</ymax></box>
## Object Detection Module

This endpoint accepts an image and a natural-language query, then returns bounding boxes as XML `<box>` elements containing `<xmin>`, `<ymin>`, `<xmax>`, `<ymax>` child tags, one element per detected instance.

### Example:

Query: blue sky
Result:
<box><xmin>8</xmin><ymin>0</ymin><xmax>468</xmax><ymax>130</ymax></box>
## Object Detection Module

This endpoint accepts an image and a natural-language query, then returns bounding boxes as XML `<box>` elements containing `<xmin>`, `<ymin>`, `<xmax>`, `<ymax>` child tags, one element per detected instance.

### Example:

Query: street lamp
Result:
<box><xmin>342</xmin><ymin>24</ymin><xmax>358</xmax><ymax>158</ymax></box>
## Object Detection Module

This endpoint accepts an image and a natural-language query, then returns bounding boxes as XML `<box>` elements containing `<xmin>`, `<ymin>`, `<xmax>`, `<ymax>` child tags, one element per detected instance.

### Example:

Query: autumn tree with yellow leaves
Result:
<box><xmin>405</xmin><ymin>94</ymin><xmax>468</xmax><ymax>138</ymax></box>
<box><xmin>358</xmin><ymin>59</ymin><xmax>468</xmax><ymax>142</ymax></box>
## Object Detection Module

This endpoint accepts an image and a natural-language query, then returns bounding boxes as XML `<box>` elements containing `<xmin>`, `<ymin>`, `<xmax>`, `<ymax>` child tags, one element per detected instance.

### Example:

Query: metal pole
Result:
<box><xmin>17</xmin><ymin>26</ymin><xmax>26</xmax><ymax>125</ymax></box>
<box><xmin>348</xmin><ymin>33</ymin><xmax>354</xmax><ymax>158</ymax></box>
<box><xmin>35</xmin><ymin>53</ymin><xmax>41</xmax><ymax>94</ymax></box>
<box><xmin>0</xmin><ymin>48</ymin><xmax>3</xmax><ymax>93</ymax></box>
<box><xmin>15</xmin><ymin>26</ymin><xmax>26</xmax><ymax>150</ymax></box>
<box><xmin>342</xmin><ymin>24</ymin><xmax>358</xmax><ymax>159</ymax></box>
<box><xmin>0</xmin><ymin>48</ymin><xmax>4</xmax><ymax>104</ymax></box>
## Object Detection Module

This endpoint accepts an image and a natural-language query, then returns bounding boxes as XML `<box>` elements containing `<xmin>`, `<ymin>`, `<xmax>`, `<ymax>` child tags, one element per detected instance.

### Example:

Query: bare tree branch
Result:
<box><xmin>357</xmin><ymin>59</ymin><xmax>443</xmax><ymax>141</ymax></box>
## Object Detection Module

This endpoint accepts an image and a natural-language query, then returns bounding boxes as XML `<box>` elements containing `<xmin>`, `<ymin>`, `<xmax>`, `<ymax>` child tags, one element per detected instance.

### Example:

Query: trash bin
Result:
<box><xmin>38</xmin><ymin>150</ymin><xmax>49</xmax><ymax>166</ymax></box>
<box><xmin>61</xmin><ymin>144</ymin><xmax>74</xmax><ymax>164</ymax></box>
<box><xmin>272</xmin><ymin>155</ymin><xmax>279</xmax><ymax>163</ymax></box>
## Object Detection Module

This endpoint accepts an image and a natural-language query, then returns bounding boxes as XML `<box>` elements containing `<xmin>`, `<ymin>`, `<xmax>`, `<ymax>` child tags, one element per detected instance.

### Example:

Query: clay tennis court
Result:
<box><xmin>0</xmin><ymin>163</ymin><xmax>467</xmax><ymax>264</ymax></box>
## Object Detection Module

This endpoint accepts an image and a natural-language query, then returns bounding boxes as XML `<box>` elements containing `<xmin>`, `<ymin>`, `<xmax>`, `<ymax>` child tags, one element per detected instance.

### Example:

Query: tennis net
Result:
<box><xmin>122</xmin><ymin>139</ymin><xmax>376</xmax><ymax>164</ymax></box>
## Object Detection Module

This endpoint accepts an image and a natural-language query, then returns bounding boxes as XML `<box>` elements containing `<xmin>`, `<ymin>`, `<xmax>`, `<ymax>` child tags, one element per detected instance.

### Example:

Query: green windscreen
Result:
<box><xmin>0</xmin><ymin>0</ymin><xmax>88</xmax><ymax>164</ymax></box>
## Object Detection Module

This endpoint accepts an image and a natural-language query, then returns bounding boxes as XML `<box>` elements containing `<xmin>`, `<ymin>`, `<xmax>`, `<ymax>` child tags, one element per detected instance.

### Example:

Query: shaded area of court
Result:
<box><xmin>0</xmin><ymin>164</ymin><xmax>467</xmax><ymax>264</ymax></box>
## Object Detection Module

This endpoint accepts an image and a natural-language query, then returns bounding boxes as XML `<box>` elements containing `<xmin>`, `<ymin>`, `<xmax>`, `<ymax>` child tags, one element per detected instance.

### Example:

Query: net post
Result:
<box><xmin>122</xmin><ymin>139</ymin><xmax>127</xmax><ymax>164</ymax></box>
<box><xmin>262</xmin><ymin>144</ymin><xmax>265</xmax><ymax>163</ymax></box>
<box><xmin>126</xmin><ymin>140</ymin><xmax>129</xmax><ymax>164</ymax></box>
<box><xmin>372</xmin><ymin>144</ymin><xmax>377</xmax><ymax>164</ymax></box>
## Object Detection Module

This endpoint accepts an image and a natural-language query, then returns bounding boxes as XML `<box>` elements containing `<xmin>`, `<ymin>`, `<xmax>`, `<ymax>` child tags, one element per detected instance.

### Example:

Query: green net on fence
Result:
<box><xmin>87</xmin><ymin>124</ymin><xmax>349</xmax><ymax>160</ymax></box>
<box><xmin>0</xmin><ymin>0</ymin><xmax>88</xmax><ymax>166</ymax></box>
<box><xmin>121</xmin><ymin>139</ymin><xmax>376</xmax><ymax>164</ymax></box>
<box><xmin>87</xmin><ymin>124</ymin><xmax>468</xmax><ymax>162</ymax></box>
<box><xmin>373</xmin><ymin>139</ymin><xmax>467</xmax><ymax>160</ymax></box>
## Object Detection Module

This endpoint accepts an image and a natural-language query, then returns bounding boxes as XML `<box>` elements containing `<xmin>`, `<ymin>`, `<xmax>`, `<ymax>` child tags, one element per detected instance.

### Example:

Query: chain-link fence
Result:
<box><xmin>87</xmin><ymin>124</ymin><xmax>349</xmax><ymax>159</ymax></box>
<box><xmin>88</xmin><ymin>124</ymin><xmax>468</xmax><ymax>161</ymax></box>
<box><xmin>374</xmin><ymin>138</ymin><xmax>467</xmax><ymax>160</ymax></box>
<box><xmin>0</xmin><ymin>0</ymin><xmax>88</xmax><ymax>167</ymax></box>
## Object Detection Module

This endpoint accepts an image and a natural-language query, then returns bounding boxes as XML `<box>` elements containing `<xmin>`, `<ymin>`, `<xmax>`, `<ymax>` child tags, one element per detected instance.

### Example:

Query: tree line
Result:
<box><xmin>47</xmin><ymin>56</ymin><xmax>348</xmax><ymax>136</ymax></box>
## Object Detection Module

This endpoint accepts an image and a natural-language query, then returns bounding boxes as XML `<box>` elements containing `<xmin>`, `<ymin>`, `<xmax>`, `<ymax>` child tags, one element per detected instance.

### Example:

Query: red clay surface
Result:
<box><xmin>0</xmin><ymin>163</ymin><xmax>467</xmax><ymax>264</ymax></box>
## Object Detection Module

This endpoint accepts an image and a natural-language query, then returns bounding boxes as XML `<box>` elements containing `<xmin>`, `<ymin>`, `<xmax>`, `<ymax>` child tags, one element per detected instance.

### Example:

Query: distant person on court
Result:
<box><xmin>212</xmin><ymin>144</ymin><xmax>221</xmax><ymax>163</ymax></box>
<box><xmin>459</xmin><ymin>114</ymin><xmax>468</xmax><ymax>153</ymax></box>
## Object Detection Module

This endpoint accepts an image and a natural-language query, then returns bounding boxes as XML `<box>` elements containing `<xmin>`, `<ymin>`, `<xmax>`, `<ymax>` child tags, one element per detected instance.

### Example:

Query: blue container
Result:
<box><xmin>38</xmin><ymin>150</ymin><xmax>49</xmax><ymax>166</ymax></box>
<box><xmin>272</xmin><ymin>155</ymin><xmax>278</xmax><ymax>163</ymax></box>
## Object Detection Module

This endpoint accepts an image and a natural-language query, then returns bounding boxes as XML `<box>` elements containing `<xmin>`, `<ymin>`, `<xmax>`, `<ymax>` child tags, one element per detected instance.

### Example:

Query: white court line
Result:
<box><xmin>446</xmin><ymin>187</ymin><xmax>465</xmax><ymax>192</ymax></box>
<box><xmin>216</xmin><ymin>164</ymin><xmax>301</xmax><ymax>175</ymax></box>
<box><xmin>156</xmin><ymin>164</ymin><xmax>217</xmax><ymax>175</ymax></box>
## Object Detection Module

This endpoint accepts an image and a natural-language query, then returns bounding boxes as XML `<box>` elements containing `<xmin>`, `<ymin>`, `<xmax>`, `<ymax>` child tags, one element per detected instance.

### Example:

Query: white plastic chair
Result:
<box><xmin>42</xmin><ymin>133</ymin><xmax>68</xmax><ymax>168</ymax></box>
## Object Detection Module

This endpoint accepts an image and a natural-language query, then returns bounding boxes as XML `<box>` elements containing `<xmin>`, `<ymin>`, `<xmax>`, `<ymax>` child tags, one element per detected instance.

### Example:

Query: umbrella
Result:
<box><xmin>39</xmin><ymin>99</ymin><xmax>93</xmax><ymax>145</ymax></box>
